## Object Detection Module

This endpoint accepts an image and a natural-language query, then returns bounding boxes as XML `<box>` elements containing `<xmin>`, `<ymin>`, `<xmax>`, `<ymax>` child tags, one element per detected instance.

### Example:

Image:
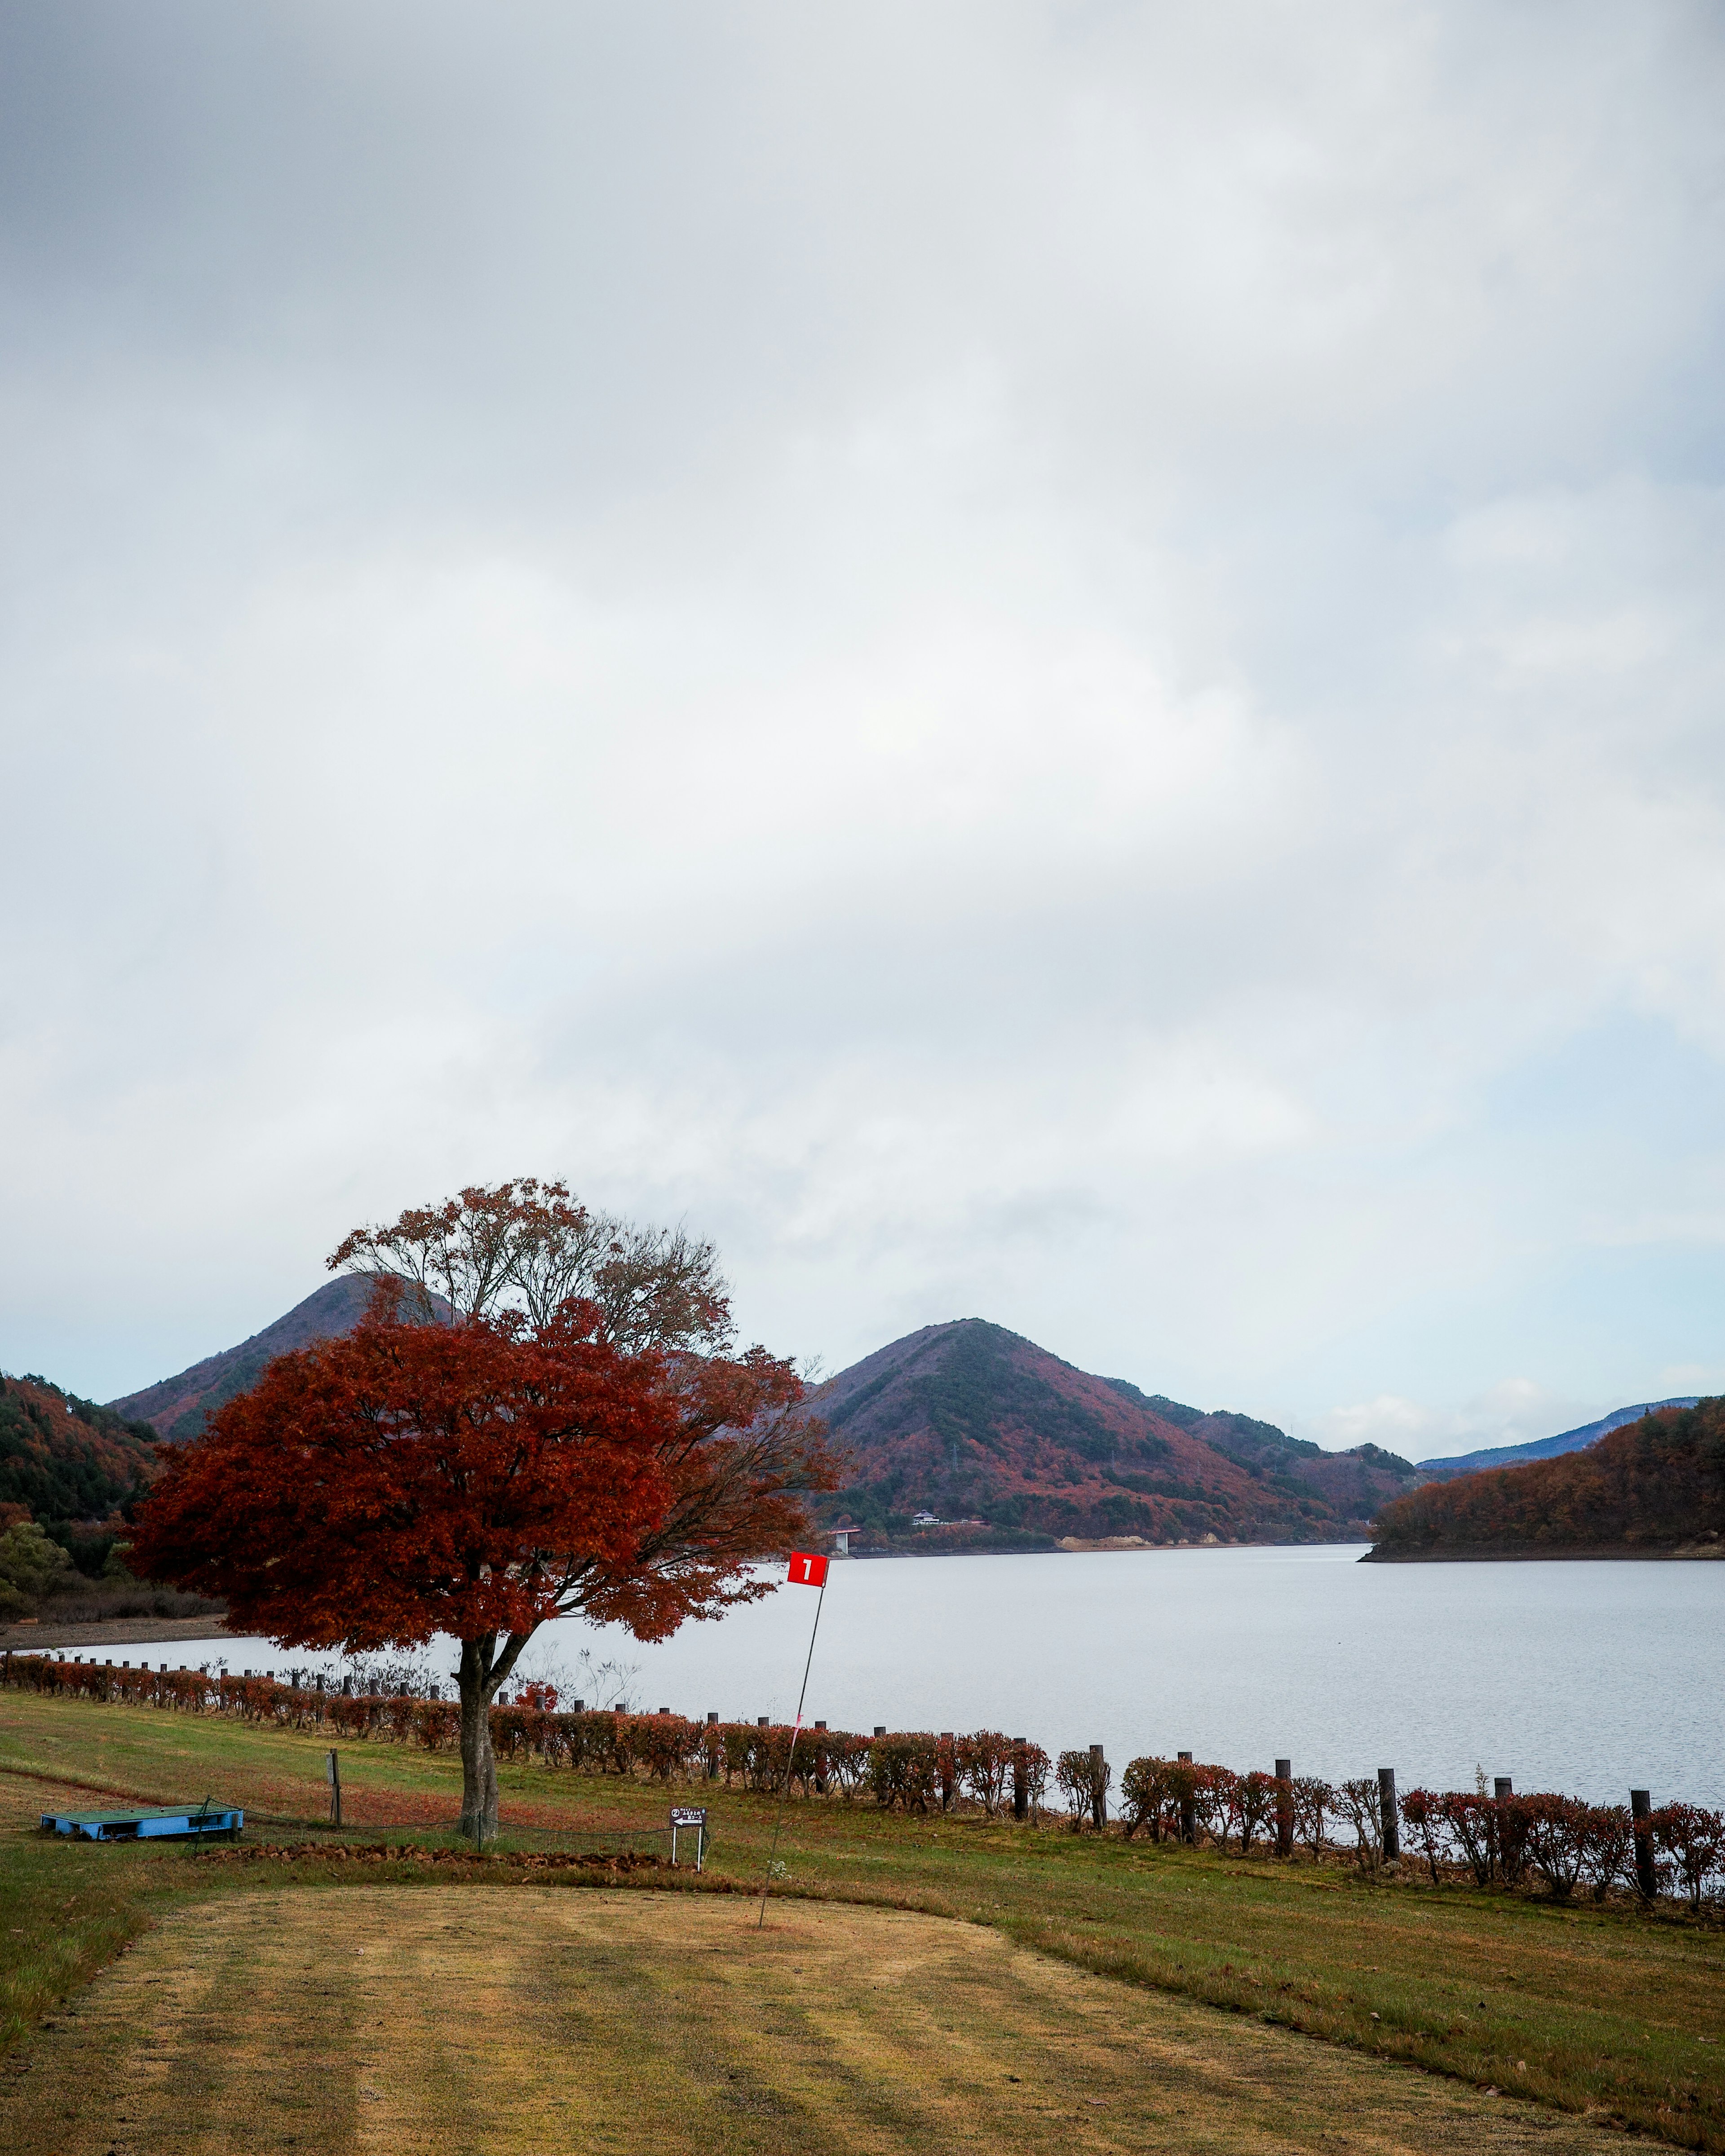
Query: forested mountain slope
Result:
<box><xmin>811</xmin><ymin>1319</ymin><xmax>1418</xmax><ymax>1549</ymax></box>
<box><xmin>1367</xmin><ymin>1398</ymin><xmax>1725</xmax><ymax>1560</ymax></box>
<box><xmin>0</xmin><ymin>1375</ymin><xmax>157</xmax><ymax>1525</ymax></box>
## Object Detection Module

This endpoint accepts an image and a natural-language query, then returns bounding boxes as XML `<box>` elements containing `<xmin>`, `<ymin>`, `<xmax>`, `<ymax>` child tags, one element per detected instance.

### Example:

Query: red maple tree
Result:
<box><xmin>131</xmin><ymin>1185</ymin><xmax>836</xmax><ymax>1837</ymax></box>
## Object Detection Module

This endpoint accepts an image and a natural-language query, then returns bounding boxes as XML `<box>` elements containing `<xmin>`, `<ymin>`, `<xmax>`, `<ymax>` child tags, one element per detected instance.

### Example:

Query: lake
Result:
<box><xmin>114</xmin><ymin>1545</ymin><xmax>1725</xmax><ymax>1810</ymax></box>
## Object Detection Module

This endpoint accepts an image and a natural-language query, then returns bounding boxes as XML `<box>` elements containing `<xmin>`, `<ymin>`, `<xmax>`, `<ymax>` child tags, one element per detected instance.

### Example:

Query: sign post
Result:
<box><xmin>670</xmin><ymin>1805</ymin><xmax>707</xmax><ymax>1871</ymax></box>
<box><xmin>757</xmin><ymin>1550</ymin><xmax>830</xmax><ymax>1929</ymax></box>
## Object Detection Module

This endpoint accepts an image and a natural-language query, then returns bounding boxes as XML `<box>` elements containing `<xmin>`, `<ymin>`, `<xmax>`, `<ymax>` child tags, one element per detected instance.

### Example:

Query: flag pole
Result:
<box><xmin>757</xmin><ymin>1567</ymin><xmax>829</xmax><ymax>1930</ymax></box>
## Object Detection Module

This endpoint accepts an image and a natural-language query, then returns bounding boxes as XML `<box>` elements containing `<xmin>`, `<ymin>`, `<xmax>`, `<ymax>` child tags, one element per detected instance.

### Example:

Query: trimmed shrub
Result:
<box><xmin>1515</xmin><ymin>1794</ymin><xmax>1589</xmax><ymax>1900</ymax></box>
<box><xmin>1120</xmin><ymin>1755</ymin><xmax>1177</xmax><ymax>1841</ymax></box>
<box><xmin>1336</xmin><ymin>1778</ymin><xmax>1383</xmax><ymax>1870</ymax></box>
<box><xmin>1291</xmin><ymin>1776</ymin><xmax>1333</xmax><ymax>1860</ymax></box>
<box><xmin>869</xmin><ymin>1732</ymin><xmax>940</xmax><ymax>1813</ymax></box>
<box><xmin>1055</xmin><ymin>1747</ymin><xmax>1111</xmax><ymax>1831</ymax></box>
<box><xmin>956</xmin><ymin>1730</ymin><xmax>1014</xmax><ymax>1816</ymax></box>
<box><xmin>1649</xmin><ymin>1803</ymin><xmax>1725</xmax><ymax>1914</ymax></box>
<box><xmin>1437</xmin><ymin>1792</ymin><xmax>1499</xmax><ymax>1885</ymax></box>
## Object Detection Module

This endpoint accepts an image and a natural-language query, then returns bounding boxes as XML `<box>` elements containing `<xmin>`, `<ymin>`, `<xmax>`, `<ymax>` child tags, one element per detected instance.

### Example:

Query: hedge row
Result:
<box><xmin>1110</xmin><ymin>1754</ymin><xmax>1725</xmax><ymax>1912</ymax></box>
<box><xmin>0</xmin><ymin>1653</ymin><xmax>1052</xmax><ymax>1811</ymax></box>
<box><xmin>8</xmin><ymin>1653</ymin><xmax>1719</xmax><ymax>1905</ymax></box>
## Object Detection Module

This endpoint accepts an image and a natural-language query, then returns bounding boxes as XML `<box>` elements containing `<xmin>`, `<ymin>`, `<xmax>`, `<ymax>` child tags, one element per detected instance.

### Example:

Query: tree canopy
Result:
<box><xmin>327</xmin><ymin>1177</ymin><xmax>732</xmax><ymax>1351</ymax></box>
<box><xmin>131</xmin><ymin>1182</ymin><xmax>836</xmax><ymax>1837</ymax></box>
<box><xmin>128</xmin><ymin>1304</ymin><xmax>677</xmax><ymax>1648</ymax></box>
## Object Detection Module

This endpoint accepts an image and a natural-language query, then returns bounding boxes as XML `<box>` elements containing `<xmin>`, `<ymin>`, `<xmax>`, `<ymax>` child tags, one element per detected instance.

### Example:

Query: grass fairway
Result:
<box><xmin>0</xmin><ymin>1886</ymin><xmax>1636</xmax><ymax>2155</ymax></box>
<box><xmin>3</xmin><ymin>1690</ymin><xmax>1723</xmax><ymax>2148</ymax></box>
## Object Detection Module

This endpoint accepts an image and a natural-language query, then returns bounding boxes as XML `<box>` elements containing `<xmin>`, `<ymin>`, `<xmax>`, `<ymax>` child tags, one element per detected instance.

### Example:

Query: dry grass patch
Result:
<box><xmin>1</xmin><ymin>1887</ymin><xmax>1632</xmax><ymax>2156</ymax></box>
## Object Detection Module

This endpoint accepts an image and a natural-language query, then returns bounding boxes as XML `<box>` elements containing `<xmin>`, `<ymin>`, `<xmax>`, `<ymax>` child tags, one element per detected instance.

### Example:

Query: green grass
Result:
<box><xmin>0</xmin><ymin>1833</ymin><xmax>184</xmax><ymax>2051</ymax></box>
<box><xmin>3</xmin><ymin>1690</ymin><xmax>1723</xmax><ymax>2148</ymax></box>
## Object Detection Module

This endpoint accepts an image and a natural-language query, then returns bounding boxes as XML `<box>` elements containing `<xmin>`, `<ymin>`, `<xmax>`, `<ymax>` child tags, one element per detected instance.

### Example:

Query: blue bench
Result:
<box><xmin>40</xmin><ymin>1804</ymin><xmax>243</xmax><ymax>1842</ymax></box>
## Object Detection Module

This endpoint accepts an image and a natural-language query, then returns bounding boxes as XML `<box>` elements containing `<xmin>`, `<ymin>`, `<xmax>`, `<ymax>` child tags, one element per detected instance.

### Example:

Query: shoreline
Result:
<box><xmin>1362</xmin><ymin>1542</ymin><xmax>1725</xmax><ymax>1564</ymax></box>
<box><xmin>838</xmin><ymin>1534</ymin><xmax>1371</xmax><ymax>1560</ymax></box>
<box><xmin>0</xmin><ymin>1613</ymin><xmax>236</xmax><ymax>1652</ymax></box>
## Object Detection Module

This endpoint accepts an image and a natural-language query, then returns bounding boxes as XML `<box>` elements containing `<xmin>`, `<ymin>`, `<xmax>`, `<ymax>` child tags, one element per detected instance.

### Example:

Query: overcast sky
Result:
<box><xmin>3</xmin><ymin>3</ymin><xmax>1723</xmax><ymax>1458</ymax></box>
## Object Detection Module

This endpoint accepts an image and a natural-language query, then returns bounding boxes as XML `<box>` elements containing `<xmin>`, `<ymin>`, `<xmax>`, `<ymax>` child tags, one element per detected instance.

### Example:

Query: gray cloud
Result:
<box><xmin>3</xmin><ymin>2</ymin><xmax>1723</xmax><ymax>1444</ymax></box>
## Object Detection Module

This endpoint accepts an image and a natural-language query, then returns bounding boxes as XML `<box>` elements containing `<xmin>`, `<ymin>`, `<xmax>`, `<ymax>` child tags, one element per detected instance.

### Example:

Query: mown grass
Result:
<box><xmin>3</xmin><ymin>1690</ymin><xmax>1723</xmax><ymax>2148</ymax></box>
<box><xmin>0</xmin><ymin>1886</ymin><xmax>1637</xmax><ymax>2155</ymax></box>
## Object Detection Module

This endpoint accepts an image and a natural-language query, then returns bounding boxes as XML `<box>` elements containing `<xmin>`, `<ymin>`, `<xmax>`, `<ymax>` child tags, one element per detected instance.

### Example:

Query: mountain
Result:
<box><xmin>809</xmin><ymin>1319</ymin><xmax>1420</xmax><ymax>1549</ymax></box>
<box><xmin>0</xmin><ymin>1374</ymin><xmax>158</xmax><ymax>1525</ymax></box>
<box><xmin>106</xmin><ymin>1276</ymin><xmax>385</xmax><ymax>1438</ymax></box>
<box><xmin>1413</xmin><ymin>1398</ymin><xmax>1703</xmax><ymax>1481</ymax></box>
<box><xmin>1368</xmin><ymin>1399</ymin><xmax>1725</xmax><ymax>1560</ymax></box>
<box><xmin>101</xmin><ymin>1288</ymin><xmax>1417</xmax><ymax>1548</ymax></box>
<box><xmin>1102</xmin><ymin>1380</ymin><xmax>1419</xmax><ymax>1527</ymax></box>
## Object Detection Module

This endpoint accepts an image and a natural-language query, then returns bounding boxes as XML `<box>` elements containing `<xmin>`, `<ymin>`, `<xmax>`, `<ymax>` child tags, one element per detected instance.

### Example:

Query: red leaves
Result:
<box><xmin>571</xmin><ymin>1346</ymin><xmax>838</xmax><ymax>1639</ymax></box>
<box><xmin>1371</xmin><ymin>1399</ymin><xmax>1725</xmax><ymax>1555</ymax></box>
<box><xmin>127</xmin><ymin>1290</ymin><xmax>836</xmax><ymax>1671</ymax></box>
<box><xmin>127</xmin><ymin>1311</ymin><xmax>676</xmax><ymax>1652</ymax></box>
<box><xmin>1647</xmin><ymin>1802</ymin><xmax>1725</xmax><ymax>1912</ymax></box>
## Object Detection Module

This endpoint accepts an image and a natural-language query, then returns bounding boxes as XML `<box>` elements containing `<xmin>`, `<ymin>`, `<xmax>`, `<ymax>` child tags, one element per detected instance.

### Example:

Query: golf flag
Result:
<box><xmin>787</xmin><ymin>1550</ymin><xmax>828</xmax><ymax>1587</ymax></box>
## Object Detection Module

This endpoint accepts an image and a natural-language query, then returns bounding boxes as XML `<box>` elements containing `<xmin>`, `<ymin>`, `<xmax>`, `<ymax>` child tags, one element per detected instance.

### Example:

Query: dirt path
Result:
<box><xmin>0</xmin><ymin>1887</ymin><xmax>1632</xmax><ymax>2155</ymax></box>
<box><xmin>0</xmin><ymin>1617</ymin><xmax>233</xmax><ymax>1652</ymax></box>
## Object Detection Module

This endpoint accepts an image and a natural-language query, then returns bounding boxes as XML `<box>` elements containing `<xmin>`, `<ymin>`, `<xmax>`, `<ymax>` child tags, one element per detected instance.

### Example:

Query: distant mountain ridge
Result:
<box><xmin>810</xmin><ymin>1319</ymin><xmax>1420</xmax><ymax>1548</ymax></box>
<box><xmin>106</xmin><ymin>1276</ymin><xmax>386</xmax><ymax>1438</ymax></box>
<box><xmin>103</xmin><ymin>1293</ymin><xmax>1422</xmax><ymax>1546</ymax></box>
<box><xmin>1414</xmin><ymin>1398</ymin><xmax>1703</xmax><ymax>1482</ymax></box>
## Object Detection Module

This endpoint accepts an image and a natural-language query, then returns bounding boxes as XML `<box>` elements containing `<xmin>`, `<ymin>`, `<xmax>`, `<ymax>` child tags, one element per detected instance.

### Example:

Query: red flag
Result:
<box><xmin>786</xmin><ymin>1550</ymin><xmax>828</xmax><ymax>1587</ymax></box>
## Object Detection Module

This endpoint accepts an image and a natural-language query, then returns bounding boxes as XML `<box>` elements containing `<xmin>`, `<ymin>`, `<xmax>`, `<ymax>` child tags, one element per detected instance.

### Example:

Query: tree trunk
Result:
<box><xmin>456</xmin><ymin>1631</ymin><xmax>530</xmax><ymax>1842</ymax></box>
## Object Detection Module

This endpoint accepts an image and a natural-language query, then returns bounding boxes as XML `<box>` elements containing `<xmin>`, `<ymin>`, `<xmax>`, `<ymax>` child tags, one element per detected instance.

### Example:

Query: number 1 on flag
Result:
<box><xmin>787</xmin><ymin>1550</ymin><xmax>828</xmax><ymax>1587</ymax></box>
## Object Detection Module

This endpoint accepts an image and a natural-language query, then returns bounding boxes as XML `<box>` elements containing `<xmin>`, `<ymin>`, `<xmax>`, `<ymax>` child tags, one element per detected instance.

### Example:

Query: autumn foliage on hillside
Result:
<box><xmin>813</xmin><ymin>1319</ymin><xmax>1419</xmax><ymax>1548</ymax></box>
<box><xmin>1368</xmin><ymin>1399</ymin><xmax>1725</xmax><ymax>1559</ymax></box>
<box><xmin>0</xmin><ymin>1375</ymin><xmax>155</xmax><ymax>1524</ymax></box>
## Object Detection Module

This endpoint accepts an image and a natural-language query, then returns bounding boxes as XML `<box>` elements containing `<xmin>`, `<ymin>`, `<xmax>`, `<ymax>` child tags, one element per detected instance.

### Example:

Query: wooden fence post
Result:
<box><xmin>1088</xmin><ymin>1743</ymin><xmax>1107</xmax><ymax>1829</ymax></box>
<box><xmin>1378</xmin><ymin>1767</ymin><xmax>1399</xmax><ymax>1861</ymax></box>
<box><xmin>1631</xmin><ymin>1789</ymin><xmax>1657</xmax><ymax>1900</ymax></box>
<box><xmin>1275</xmin><ymin>1758</ymin><xmax>1293</xmax><ymax>1857</ymax></box>
<box><xmin>1178</xmin><ymin>1750</ymin><xmax>1195</xmax><ymax>1845</ymax></box>
<box><xmin>1493</xmin><ymin>1778</ymin><xmax>1522</xmax><ymax>1883</ymax></box>
<box><xmin>1012</xmin><ymin>1738</ymin><xmax>1029</xmax><ymax>1822</ymax></box>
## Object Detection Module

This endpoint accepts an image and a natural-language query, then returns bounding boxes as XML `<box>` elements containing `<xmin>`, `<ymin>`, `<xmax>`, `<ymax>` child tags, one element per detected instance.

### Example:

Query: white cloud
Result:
<box><xmin>1301</xmin><ymin>1382</ymin><xmax>1602</xmax><ymax>1462</ymax></box>
<box><xmin>2</xmin><ymin>2</ymin><xmax>1724</xmax><ymax>1419</ymax></box>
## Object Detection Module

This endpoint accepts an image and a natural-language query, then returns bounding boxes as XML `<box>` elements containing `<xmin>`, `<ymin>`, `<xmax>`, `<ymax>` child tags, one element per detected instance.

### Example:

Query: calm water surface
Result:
<box><xmin>126</xmin><ymin>1546</ymin><xmax>1725</xmax><ymax>1808</ymax></box>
